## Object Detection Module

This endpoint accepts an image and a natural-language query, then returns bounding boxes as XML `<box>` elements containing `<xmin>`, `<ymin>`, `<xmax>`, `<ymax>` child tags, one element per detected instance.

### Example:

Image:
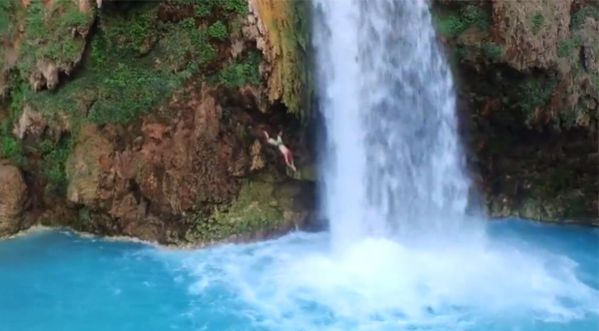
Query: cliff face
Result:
<box><xmin>0</xmin><ymin>0</ymin><xmax>315</xmax><ymax>244</ymax></box>
<box><xmin>433</xmin><ymin>0</ymin><xmax>598</xmax><ymax>224</ymax></box>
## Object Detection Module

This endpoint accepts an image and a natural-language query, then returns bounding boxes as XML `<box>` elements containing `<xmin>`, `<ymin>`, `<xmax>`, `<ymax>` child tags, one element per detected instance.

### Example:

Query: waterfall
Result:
<box><xmin>314</xmin><ymin>0</ymin><xmax>473</xmax><ymax>247</ymax></box>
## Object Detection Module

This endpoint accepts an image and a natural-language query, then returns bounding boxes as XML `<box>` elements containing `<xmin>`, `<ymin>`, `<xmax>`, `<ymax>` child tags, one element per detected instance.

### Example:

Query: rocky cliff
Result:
<box><xmin>0</xmin><ymin>0</ymin><xmax>315</xmax><ymax>244</ymax></box>
<box><xmin>1</xmin><ymin>0</ymin><xmax>597</xmax><ymax>243</ymax></box>
<box><xmin>433</xmin><ymin>0</ymin><xmax>598</xmax><ymax>224</ymax></box>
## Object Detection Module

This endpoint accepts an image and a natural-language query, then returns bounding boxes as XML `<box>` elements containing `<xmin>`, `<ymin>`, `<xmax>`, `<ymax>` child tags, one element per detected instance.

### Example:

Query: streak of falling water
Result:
<box><xmin>314</xmin><ymin>0</ymin><xmax>474</xmax><ymax>247</ymax></box>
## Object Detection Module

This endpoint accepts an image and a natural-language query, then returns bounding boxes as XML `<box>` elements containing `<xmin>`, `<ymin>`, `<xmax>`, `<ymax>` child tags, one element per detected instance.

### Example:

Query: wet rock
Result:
<box><xmin>434</xmin><ymin>0</ymin><xmax>598</xmax><ymax>225</ymax></box>
<box><xmin>0</xmin><ymin>162</ymin><xmax>27</xmax><ymax>237</ymax></box>
<box><xmin>246</xmin><ymin>0</ymin><xmax>309</xmax><ymax>114</ymax></box>
<box><xmin>249</xmin><ymin>140</ymin><xmax>266</xmax><ymax>171</ymax></box>
<box><xmin>186</xmin><ymin>173</ymin><xmax>315</xmax><ymax>244</ymax></box>
<box><xmin>13</xmin><ymin>105</ymin><xmax>47</xmax><ymax>139</ymax></box>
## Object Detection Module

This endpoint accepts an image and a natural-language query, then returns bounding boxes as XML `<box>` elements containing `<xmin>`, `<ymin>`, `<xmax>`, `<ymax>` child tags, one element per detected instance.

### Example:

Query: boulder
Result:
<box><xmin>65</xmin><ymin>125</ymin><xmax>115</xmax><ymax>207</ymax></box>
<box><xmin>0</xmin><ymin>163</ymin><xmax>27</xmax><ymax>237</ymax></box>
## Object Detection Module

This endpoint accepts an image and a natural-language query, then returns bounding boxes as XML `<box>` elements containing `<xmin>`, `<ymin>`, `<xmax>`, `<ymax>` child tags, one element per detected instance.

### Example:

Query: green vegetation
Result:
<box><xmin>531</xmin><ymin>13</ymin><xmax>544</xmax><ymax>35</ymax></box>
<box><xmin>557</xmin><ymin>36</ymin><xmax>582</xmax><ymax>58</ymax></box>
<box><xmin>88</xmin><ymin>62</ymin><xmax>179</xmax><ymax>125</ymax></box>
<box><xmin>157</xmin><ymin>18</ymin><xmax>217</xmax><ymax>72</ymax></box>
<box><xmin>19</xmin><ymin>0</ymin><xmax>253</xmax><ymax>128</ymax></box>
<box><xmin>0</xmin><ymin>2</ymin><xmax>11</xmax><ymax>35</ymax></box>
<box><xmin>39</xmin><ymin>136</ymin><xmax>71</xmax><ymax>194</ymax></box>
<box><xmin>435</xmin><ymin>5</ymin><xmax>490</xmax><ymax>38</ymax></box>
<box><xmin>217</xmin><ymin>51</ymin><xmax>261</xmax><ymax>88</ymax></box>
<box><xmin>101</xmin><ymin>4</ymin><xmax>158</xmax><ymax>55</ymax></box>
<box><xmin>189</xmin><ymin>177</ymin><xmax>284</xmax><ymax>242</ymax></box>
<box><xmin>188</xmin><ymin>0</ymin><xmax>248</xmax><ymax>16</ymax></box>
<box><xmin>571</xmin><ymin>5</ymin><xmax>599</xmax><ymax>30</ymax></box>
<box><xmin>452</xmin><ymin>45</ymin><xmax>468</xmax><ymax>64</ymax></box>
<box><xmin>513</xmin><ymin>77</ymin><xmax>556</xmax><ymax>123</ymax></box>
<box><xmin>0</xmin><ymin>81</ymin><xmax>26</xmax><ymax>164</ymax></box>
<box><xmin>0</xmin><ymin>122</ymin><xmax>21</xmax><ymax>162</ymax></box>
<box><xmin>219</xmin><ymin>0</ymin><xmax>249</xmax><ymax>15</ymax></box>
<box><xmin>18</xmin><ymin>0</ymin><xmax>94</xmax><ymax>77</ymax></box>
<box><xmin>482</xmin><ymin>42</ymin><xmax>503</xmax><ymax>62</ymax></box>
<box><xmin>207</xmin><ymin>21</ymin><xmax>228</xmax><ymax>41</ymax></box>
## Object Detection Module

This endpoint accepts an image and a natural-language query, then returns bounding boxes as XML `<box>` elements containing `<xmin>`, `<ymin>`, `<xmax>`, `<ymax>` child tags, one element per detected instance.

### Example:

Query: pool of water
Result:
<box><xmin>0</xmin><ymin>220</ymin><xmax>598</xmax><ymax>331</ymax></box>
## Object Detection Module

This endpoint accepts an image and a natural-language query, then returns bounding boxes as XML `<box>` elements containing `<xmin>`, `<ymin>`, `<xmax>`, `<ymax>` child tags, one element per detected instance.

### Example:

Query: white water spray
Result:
<box><xmin>160</xmin><ymin>1</ymin><xmax>599</xmax><ymax>329</ymax></box>
<box><xmin>315</xmin><ymin>0</ymin><xmax>472</xmax><ymax>246</ymax></box>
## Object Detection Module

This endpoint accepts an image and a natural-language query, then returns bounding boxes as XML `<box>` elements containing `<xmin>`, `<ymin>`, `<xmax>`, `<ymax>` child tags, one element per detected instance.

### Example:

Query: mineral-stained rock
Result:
<box><xmin>0</xmin><ymin>162</ymin><xmax>27</xmax><ymax>237</ymax></box>
<box><xmin>246</xmin><ymin>0</ymin><xmax>309</xmax><ymax>115</ymax></box>
<box><xmin>0</xmin><ymin>0</ymin><xmax>316</xmax><ymax>243</ymax></box>
<box><xmin>249</xmin><ymin>140</ymin><xmax>266</xmax><ymax>171</ymax></box>
<box><xmin>186</xmin><ymin>173</ymin><xmax>315</xmax><ymax>244</ymax></box>
<box><xmin>66</xmin><ymin>124</ymin><xmax>115</xmax><ymax>207</ymax></box>
<box><xmin>433</xmin><ymin>0</ymin><xmax>598</xmax><ymax>224</ymax></box>
<box><xmin>492</xmin><ymin>0</ymin><xmax>573</xmax><ymax>71</ymax></box>
<box><xmin>13</xmin><ymin>104</ymin><xmax>47</xmax><ymax>139</ymax></box>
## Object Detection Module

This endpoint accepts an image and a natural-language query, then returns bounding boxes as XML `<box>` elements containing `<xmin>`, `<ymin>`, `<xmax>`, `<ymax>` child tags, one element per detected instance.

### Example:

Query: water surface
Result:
<box><xmin>1</xmin><ymin>220</ymin><xmax>597</xmax><ymax>331</ymax></box>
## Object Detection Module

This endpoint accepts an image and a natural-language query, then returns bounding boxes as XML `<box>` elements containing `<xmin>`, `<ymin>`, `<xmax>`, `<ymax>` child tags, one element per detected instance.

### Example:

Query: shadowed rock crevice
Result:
<box><xmin>433</xmin><ymin>0</ymin><xmax>598</xmax><ymax>224</ymax></box>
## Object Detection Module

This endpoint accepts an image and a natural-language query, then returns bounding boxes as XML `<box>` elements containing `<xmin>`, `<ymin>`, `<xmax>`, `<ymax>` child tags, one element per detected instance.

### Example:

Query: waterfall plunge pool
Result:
<box><xmin>0</xmin><ymin>220</ymin><xmax>597</xmax><ymax>331</ymax></box>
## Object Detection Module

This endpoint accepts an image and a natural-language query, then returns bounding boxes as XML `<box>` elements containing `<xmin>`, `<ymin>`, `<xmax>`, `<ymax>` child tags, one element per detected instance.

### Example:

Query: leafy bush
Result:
<box><xmin>218</xmin><ymin>51</ymin><xmax>261</xmax><ymax>88</ymax></box>
<box><xmin>531</xmin><ymin>13</ymin><xmax>544</xmax><ymax>35</ymax></box>
<box><xmin>41</xmin><ymin>137</ymin><xmax>71</xmax><ymax>193</ymax></box>
<box><xmin>60</xmin><ymin>6</ymin><xmax>90</xmax><ymax>29</ymax></box>
<box><xmin>0</xmin><ymin>135</ymin><xmax>21</xmax><ymax>160</ymax></box>
<box><xmin>462</xmin><ymin>4</ymin><xmax>490</xmax><ymax>30</ymax></box>
<box><xmin>208</xmin><ymin>21</ymin><xmax>228</xmax><ymax>41</ymax></box>
<box><xmin>101</xmin><ymin>5</ymin><xmax>157</xmax><ymax>55</ymax></box>
<box><xmin>219</xmin><ymin>0</ymin><xmax>248</xmax><ymax>15</ymax></box>
<box><xmin>88</xmin><ymin>62</ymin><xmax>177</xmax><ymax>124</ymax></box>
<box><xmin>18</xmin><ymin>0</ymin><xmax>93</xmax><ymax>74</ymax></box>
<box><xmin>514</xmin><ymin>78</ymin><xmax>556</xmax><ymax>120</ymax></box>
<box><xmin>435</xmin><ymin>5</ymin><xmax>490</xmax><ymax>38</ymax></box>
<box><xmin>0</xmin><ymin>121</ymin><xmax>22</xmax><ymax>162</ymax></box>
<box><xmin>436</xmin><ymin>15</ymin><xmax>468</xmax><ymax>38</ymax></box>
<box><xmin>0</xmin><ymin>2</ymin><xmax>12</xmax><ymax>35</ymax></box>
<box><xmin>158</xmin><ymin>18</ymin><xmax>217</xmax><ymax>71</ymax></box>
<box><xmin>557</xmin><ymin>36</ymin><xmax>582</xmax><ymax>58</ymax></box>
<box><xmin>571</xmin><ymin>5</ymin><xmax>599</xmax><ymax>30</ymax></box>
<box><xmin>189</xmin><ymin>0</ymin><xmax>247</xmax><ymax>18</ymax></box>
<box><xmin>482</xmin><ymin>42</ymin><xmax>503</xmax><ymax>61</ymax></box>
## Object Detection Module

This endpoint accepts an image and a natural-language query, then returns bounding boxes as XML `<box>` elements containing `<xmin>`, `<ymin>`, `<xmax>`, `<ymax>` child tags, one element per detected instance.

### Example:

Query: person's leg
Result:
<box><xmin>283</xmin><ymin>150</ymin><xmax>297</xmax><ymax>172</ymax></box>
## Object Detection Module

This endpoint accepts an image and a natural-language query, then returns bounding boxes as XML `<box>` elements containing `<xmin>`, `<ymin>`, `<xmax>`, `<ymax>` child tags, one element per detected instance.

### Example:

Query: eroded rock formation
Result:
<box><xmin>0</xmin><ymin>162</ymin><xmax>27</xmax><ymax>236</ymax></box>
<box><xmin>434</xmin><ymin>0</ymin><xmax>598</xmax><ymax>224</ymax></box>
<box><xmin>0</xmin><ymin>0</ymin><xmax>315</xmax><ymax>244</ymax></box>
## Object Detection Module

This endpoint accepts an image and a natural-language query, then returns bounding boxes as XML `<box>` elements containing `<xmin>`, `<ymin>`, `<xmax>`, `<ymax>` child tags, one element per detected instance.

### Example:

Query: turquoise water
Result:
<box><xmin>1</xmin><ymin>220</ymin><xmax>598</xmax><ymax>331</ymax></box>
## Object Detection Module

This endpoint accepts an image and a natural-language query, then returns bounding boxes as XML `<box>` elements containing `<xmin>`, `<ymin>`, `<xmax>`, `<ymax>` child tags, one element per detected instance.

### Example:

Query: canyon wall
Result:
<box><xmin>0</xmin><ymin>0</ymin><xmax>315</xmax><ymax>244</ymax></box>
<box><xmin>434</xmin><ymin>0</ymin><xmax>598</xmax><ymax>225</ymax></box>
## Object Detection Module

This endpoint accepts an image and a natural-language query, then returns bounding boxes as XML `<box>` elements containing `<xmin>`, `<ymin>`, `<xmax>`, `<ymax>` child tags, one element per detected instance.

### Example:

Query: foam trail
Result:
<box><xmin>154</xmin><ymin>1</ymin><xmax>599</xmax><ymax>329</ymax></box>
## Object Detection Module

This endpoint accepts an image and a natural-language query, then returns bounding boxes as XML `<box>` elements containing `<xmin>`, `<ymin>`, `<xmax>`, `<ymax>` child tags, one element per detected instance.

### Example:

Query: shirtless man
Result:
<box><xmin>264</xmin><ymin>130</ymin><xmax>297</xmax><ymax>172</ymax></box>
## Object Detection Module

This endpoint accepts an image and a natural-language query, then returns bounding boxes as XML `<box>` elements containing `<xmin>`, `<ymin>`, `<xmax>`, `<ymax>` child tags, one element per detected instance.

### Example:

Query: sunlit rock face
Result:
<box><xmin>492</xmin><ymin>0</ymin><xmax>573</xmax><ymax>71</ymax></box>
<box><xmin>0</xmin><ymin>162</ymin><xmax>27</xmax><ymax>236</ymax></box>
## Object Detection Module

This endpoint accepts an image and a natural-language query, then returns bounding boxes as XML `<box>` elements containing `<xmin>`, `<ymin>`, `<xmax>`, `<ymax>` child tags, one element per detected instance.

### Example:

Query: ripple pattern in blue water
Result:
<box><xmin>0</xmin><ymin>221</ymin><xmax>598</xmax><ymax>331</ymax></box>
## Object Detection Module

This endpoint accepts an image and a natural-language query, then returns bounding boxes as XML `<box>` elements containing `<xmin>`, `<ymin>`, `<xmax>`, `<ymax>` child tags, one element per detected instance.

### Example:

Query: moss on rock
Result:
<box><xmin>186</xmin><ymin>172</ymin><xmax>312</xmax><ymax>244</ymax></box>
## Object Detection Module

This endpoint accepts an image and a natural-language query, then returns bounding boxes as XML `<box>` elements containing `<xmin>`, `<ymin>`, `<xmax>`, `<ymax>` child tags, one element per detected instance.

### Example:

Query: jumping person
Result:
<box><xmin>264</xmin><ymin>130</ymin><xmax>297</xmax><ymax>172</ymax></box>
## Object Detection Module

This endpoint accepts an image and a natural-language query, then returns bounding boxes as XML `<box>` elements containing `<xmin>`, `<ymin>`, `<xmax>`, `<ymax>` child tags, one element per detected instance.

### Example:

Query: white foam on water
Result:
<box><xmin>154</xmin><ymin>232</ymin><xmax>598</xmax><ymax>331</ymax></box>
<box><xmin>151</xmin><ymin>1</ymin><xmax>599</xmax><ymax>329</ymax></box>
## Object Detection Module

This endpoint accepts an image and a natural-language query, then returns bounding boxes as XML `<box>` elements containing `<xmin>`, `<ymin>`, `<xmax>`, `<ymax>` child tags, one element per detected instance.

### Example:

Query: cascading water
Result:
<box><xmin>0</xmin><ymin>1</ymin><xmax>597</xmax><ymax>330</ymax></box>
<box><xmin>315</xmin><ymin>0</ymin><xmax>472</xmax><ymax>246</ymax></box>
